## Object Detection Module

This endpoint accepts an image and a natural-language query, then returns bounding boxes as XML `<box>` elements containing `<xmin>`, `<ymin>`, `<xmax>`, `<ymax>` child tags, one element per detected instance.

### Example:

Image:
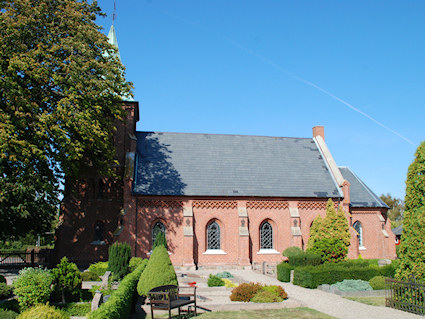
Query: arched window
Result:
<box><xmin>94</xmin><ymin>221</ymin><xmax>104</xmax><ymax>242</ymax></box>
<box><xmin>260</xmin><ymin>221</ymin><xmax>273</xmax><ymax>249</ymax></box>
<box><xmin>353</xmin><ymin>221</ymin><xmax>363</xmax><ymax>247</ymax></box>
<box><xmin>207</xmin><ymin>221</ymin><xmax>220</xmax><ymax>250</ymax></box>
<box><xmin>152</xmin><ymin>221</ymin><xmax>166</xmax><ymax>247</ymax></box>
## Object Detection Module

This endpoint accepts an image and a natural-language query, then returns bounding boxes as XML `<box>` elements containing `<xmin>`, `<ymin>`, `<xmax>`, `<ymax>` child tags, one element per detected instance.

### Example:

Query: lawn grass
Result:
<box><xmin>138</xmin><ymin>307</ymin><xmax>335</xmax><ymax>319</ymax></box>
<box><xmin>344</xmin><ymin>296</ymin><xmax>386</xmax><ymax>307</ymax></box>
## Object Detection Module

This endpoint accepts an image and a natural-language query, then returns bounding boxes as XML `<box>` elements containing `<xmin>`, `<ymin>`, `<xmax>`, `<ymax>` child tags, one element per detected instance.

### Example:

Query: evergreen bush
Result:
<box><xmin>369</xmin><ymin>276</ymin><xmax>386</xmax><ymax>290</ymax></box>
<box><xmin>0</xmin><ymin>275</ymin><xmax>6</xmax><ymax>284</ymax></box>
<box><xmin>108</xmin><ymin>242</ymin><xmax>131</xmax><ymax>280</ymax></box>
<box><xmin>229</xmin><ymin>283</ymin><xmax>262</xmax><ymax>302</ymax></box>
<box><xmin>215</xmin><ymin>271</ymin><xmax>233</xmax><ymax>278</ymax></box>
<box><xmin>222</xmin><ymin>278</ymin><xmax>238</xmax><ymax>288</ymax></box>
<box><xmin>0</xmin><ymin>308</ymin><xmax>18</xmax><ymax>319</ymax></box>
<box><xmin>277</xmin><ymin>262</ymin><xmax>293</xmax><ymax>282</ymax></box>
<box><xmin>331</xmin><ymin>279</ymin><xmax>372</xmax><ymax>292</ymax></box>
<box><xmin>288</xmin><ymin>251</ymin><xmax>322</xmax><ymax>267</ymax></box>
<box><xmin>88</xmin><ymin>260</ymin><xmax>148</xmax><ymax>319</ymax></box>
<box><xmin>0</xmin><ymin>283</ymin><xmax>13</xmax><ymax>299</ymax></box>
<box><xmin>88</xmin><ymin>262</ymin><xmax>109</xmax><ymax>277</ymax></box>
<box><xmin>80</xmin><ymin>271</ymin><xmax>101</xmax><ymax>282</ymax></box>
<box><xmin>129</xmin><ymin>257</ymin><xmax>144</xmax><ymax>273</ymax></box>
<box><xmin>282</xmin><ymin>246</ymin><xmax>303</xmax><ymax>258</ymax></box>
<box><xmin>17</xmin><ymin>304</ymin><xmax>70</xmax><ymax>319</ymax></box>
<box><xmin>250</xmin><ymin>290</ymin><xmax>283</xmax><ymax>303</ymax></box>
<box><xmin>51</xmin><ymin>257</ymin><xmax>82</xmax><ymax>304</ymax></box>
<box><xmin>207</xmin><ymin>275</ymin><xmax>225</xmax><ymax>287</ymax></box>
<box><xmin>137</xmin><ymin>246</ymin><xmax>177</xmax><ymax>296</ymax></box>
<box><xmin>152</xmin><ymin>231</ymin><xmax>168</xmax><ymax>250</ymax></box>
<box><xmin>14</xmin><ymin>267</ymin><xmax>52</xmax><ymax>309</ymax></box>
<box><xmin>262</xmin><ymin>285</ymin><xmax>288</xmax><ymax>299</ymax></box>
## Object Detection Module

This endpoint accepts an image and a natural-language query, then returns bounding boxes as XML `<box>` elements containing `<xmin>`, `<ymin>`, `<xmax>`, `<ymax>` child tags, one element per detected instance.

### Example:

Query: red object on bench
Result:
<box><xmin>188</xmin><ymin>281</ymin><xmax>197</xmax><ymax>287</ymax></box>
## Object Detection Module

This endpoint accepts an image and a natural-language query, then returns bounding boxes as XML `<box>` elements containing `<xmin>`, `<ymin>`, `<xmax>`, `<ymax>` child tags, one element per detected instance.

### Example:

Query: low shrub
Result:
<box><xmin>282</xmin><ymin>246</ymin><xmax>303</xmax><ymax>258</ymax></box>
<box><xmin>108</xmin><ymin>242</ymin><xmax>132</xmax><ymax>280</ymax></box>
<box><xmin>379</xmin><ymin>263</ymin><xmax>397</xmax><ymax>278</ymax></box>
<box><xmin>137</xmin><ymin>246</ymin><xmax>177</xmax><ymax>296</ymax></box>
<box><xmin>14</xmin><ymin>267</ymin><xmax>53</xmax><ymax>309</ymax></box>
<box><xmin>207</xmin><ymin>275</ymin><xmax>225</xmax><ymax>287</ymax></box>
<box><xmin>262</xmin><ymin>285</ymin><xmax>288</xmax><ymax>300</ymax></box>
<box><xmin>129</xmin><ymin>257</ymin><xmax>144</xmax><ymax>273</ymax></box>
<box><xmin>0</xmin><ymin>299</ymin><xmax>20</xmax><ymax>313</ymax></box>
<box><xmin>0</xmin><ymin>308</ymin><xmax>18</xmax><ymax>319</ymax></box>
<box><xmin>369</xmin><ymin>276</ymin><xmax>386</xmax><ymax>290</ymax></box>
<box><xmin>223</xmin><ymin>278</ymin><xmax>238</xmax><ymax>288</ymax></box>
<box><xmin>0</xmin><ymin>283</ymin><xmax>13</xmax><ymax>299</ymax></box>
<box><xmin>51</xmin><ymin>257</ymin><xmax>82</xmax><ymax>303</ymax></box>
<box><xmin>0</xmin><ymin>275</ymin><xmax>6</xmax><ymax>284</ymax></box>
<box><xmin>17</xmin><ymin>304</ymin><xmax>70</xmax><ymax>319</ymax></box>
<box><xmin>250</xmin><ymin>290</ymin><xmax>283</xmax><ymax>303</ymax></box>
<box><xmin>88</xmin><ymin>260</ymin><xmax>148</xmax><ymax>319</ymax></box>
<box><xmin>331</xmin><ymin>279</ymin><xmax>372</xmax><ymax>292</ymax></box>
<box><xmin>215</xmin><ymin>271</ymin><xmax>233</xmax><ymax>278</ymax></box>
<box><xmin>277</xmin><ymin>262</ymin><xmax>293</xmax><ymax>282</ymax></box>
<box><xmin>56</xmin><ymin>302</ymin><xmax>91</xmax><ymax>317</ymax></box>
<box><xmin>230</xmin><ymin>283</ymin><xmax>262</xmax><ymax>302</ymax></box>
<box><xmin>81</xmin><ymin>271</ymin><xmax>101</xmax><ymax>282</ymax></box>
<box><xmin>88</xmin><ymin>262</ymin><xmax>109</xmax><ymax>277</ymax></box>
<box><xmin>289</xmin><ymin>251</ymin><xmax>322</xmax><ymax>267</ymax></box>
<box><xmin>293</xmin><ymin>263</ymin><xmax>381</xmax><ymax>289</ymax></box>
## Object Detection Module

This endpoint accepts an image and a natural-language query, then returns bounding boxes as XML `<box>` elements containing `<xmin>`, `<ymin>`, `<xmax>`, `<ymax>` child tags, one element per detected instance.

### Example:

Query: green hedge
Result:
<box><xmin>293</xmin><ymin>262</ymin><xmax>396</xmax><ymax>289</ymax></box>
<box><xmin>277</xmin><ymin>263</ymin><xmax>293</xmax><ymax>282</ymax></box>
<box><xmin>88</xmin><ymin>259</ymin><xmax>148</xmax><ymax>319</ymax></box>
<box><xmin>289</xmin><ymin>251</ymin><xmax>322</xmax><ymax>267</ymax></box>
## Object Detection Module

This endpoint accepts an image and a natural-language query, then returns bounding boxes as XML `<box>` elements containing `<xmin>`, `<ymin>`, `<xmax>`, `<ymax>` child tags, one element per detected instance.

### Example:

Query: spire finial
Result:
<box><xmin>112</xmin><ymin>0</ymin><xmax>116</xmax><ymax>25</ymax></box>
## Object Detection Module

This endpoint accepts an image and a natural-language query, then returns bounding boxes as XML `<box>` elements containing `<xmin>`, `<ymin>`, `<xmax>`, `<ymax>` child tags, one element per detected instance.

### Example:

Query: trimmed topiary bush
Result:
<box><xmin>17</xmin><ymin>304</ymin><xmax>70</xmax><ymax>319</ymax></box>
<box><xmin>51</xmin><ymin>257</ymin><xmax>82</xmax><ymax>304</ymax></box>
<box><xmin>369</xmin><ymin>276</ymin><xmax>386</xmax><ymax>290</ymax></box>
<box><xmin>230</xmin><ymin>283</ymin><xmax>262</xmax><ymax>302</ymax></box>
<box><xmin>80</xmin><ymin>271</ymin><xmax>101</xmax><ymax>282</ymax></box>
<box><xmin>277</xmin><ymin>262</ymin><xmax>293</xmax><ymax>282</ymax></box>
<box><xmin>14</xmin><ymin>267</ymin><xmax>53</xmax><ymax>309</ymax></box>
<box><xmin>152</xmin><ymin>231</ymin><xmax>168</xmax><ymax>250</ymax></box>
<box><xmin>108</xmin><ymin>242</ymin><xmax>131</xmax><ymax>280</ymax></box>
<box><xmin>207</xmin><ymin>275</ymin><xmax>225</xmax><ymax>287</ymax></box>
<box><xmin>88</xmin><ymin>260</ymin><xmax>148</xmax><ymax>319</ymax></box>
<box><xmin>137</xmin><ymin>246</ymin><xmax>177</xmax><ymax>296</ymax></box>
<box><xmin>0</xmin><ymin>283</ymin><xmax>13</xmax><ymax>299</ymax></box>
<box><xmin>129</xmin><ymin>257</ymin><xmax>144</xmax><ymax>273</ymax></box>
<box><xmin>88</xmin><ymin>262</ymin><xmax>109</xmax><ymax>277</ymax></box>
<box><xmin>0</xmin><ymin>308</ymin><xmax>18</xmax><ymax>319</ymax></box>
<box><xmin>250</xmin><ymin>290</ymin><xmax>283</xmax><ymax>303</ymax></box>
<box><xmin>215</xmin><ymin>271</ymin><xmax>233</xmax><ymax>278</ymax></box>
<box><xmin>282</xmin><ymin>246</ymin><xmax>303</xmax><ymax>258</ymax></box>
<box><xmin>331</xmin><ymin>279</ymin><xmax>372</xmax><ymax>292</ymax></box>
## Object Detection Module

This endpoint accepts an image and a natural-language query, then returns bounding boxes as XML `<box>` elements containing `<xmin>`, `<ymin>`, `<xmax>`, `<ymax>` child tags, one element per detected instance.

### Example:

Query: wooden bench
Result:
<box><xmin>148</xmin><ymin>284</ymin><xmax>197</xmax><ymax>319</ymax></box>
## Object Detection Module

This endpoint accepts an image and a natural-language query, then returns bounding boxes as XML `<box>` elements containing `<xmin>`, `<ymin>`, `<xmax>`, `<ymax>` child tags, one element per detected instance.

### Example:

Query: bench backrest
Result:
<box><xmin>148</xmin><ymin>285</ymin><xmax>179</xmax><ymax>302</ymax></box>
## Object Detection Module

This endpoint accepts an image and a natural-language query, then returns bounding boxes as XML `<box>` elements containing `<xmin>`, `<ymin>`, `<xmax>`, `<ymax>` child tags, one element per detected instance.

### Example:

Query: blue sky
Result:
<box><xmin>96</xmin><ymin>0</ymin><xmax>424</xmax><ymax>200</ymax></box>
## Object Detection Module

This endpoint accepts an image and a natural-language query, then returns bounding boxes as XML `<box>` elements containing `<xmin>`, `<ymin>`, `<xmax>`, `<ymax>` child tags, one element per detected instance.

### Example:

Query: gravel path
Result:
<box><xmin>180</xmin><ymin>268</ymin><xmax>422</xmax><ymax>319</ymax></box>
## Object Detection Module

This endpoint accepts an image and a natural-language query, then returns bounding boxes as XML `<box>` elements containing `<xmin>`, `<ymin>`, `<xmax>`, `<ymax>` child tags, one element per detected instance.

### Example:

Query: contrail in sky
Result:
<box><xmin>163</xmin><ymin>11</ymin><xmax>416</xmax><ymax>146</ymax></box>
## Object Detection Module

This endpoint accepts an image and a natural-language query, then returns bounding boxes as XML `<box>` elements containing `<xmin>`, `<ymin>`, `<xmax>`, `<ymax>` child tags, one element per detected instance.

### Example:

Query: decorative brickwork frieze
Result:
<box><xmin>139</xmin><ymin>199</ymin><xmax>183</xmax><ymax>209</ymax></box>
<box><xmin>193</xmin><ymin>200</ymin><xmax>237</xmax><ymax>209</ymax></box>
<box><xmin>246</xmin><ymin>200</ymin><xmax>288</xmax><ymax>210</ymax></box>
<box><xmin>297</xmin><ymin>201</ymin><xmax>336</xmax><ymax>210</ymax></box>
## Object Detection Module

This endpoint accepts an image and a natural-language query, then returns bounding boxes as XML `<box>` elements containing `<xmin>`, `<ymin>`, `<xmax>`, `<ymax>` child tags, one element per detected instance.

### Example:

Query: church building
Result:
<box><xmin>54</xmin><ymin>26</ymin><xmax>396</xmax><ymax>267</ymax></box>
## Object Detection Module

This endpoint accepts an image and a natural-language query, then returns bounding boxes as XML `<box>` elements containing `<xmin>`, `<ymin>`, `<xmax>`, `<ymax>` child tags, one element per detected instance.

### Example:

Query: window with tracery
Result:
<box><xmin>207</xmin><ymin>221</ymin><xmax>220</xmax><ymax>250</ymax></box>
<box><xmin>353</xmin><ymin>221</ymin><xmax>363</xmax><ymax>247</ymax></box>
<box><xmin>260</xmin><ymin>221</ymin><xmax>273</xmax><ymax>249</ymax></box>
<box><xmin>152</xmin><ymin>221</ymin><xmax>166</xmax><ymax>247</ymax></box>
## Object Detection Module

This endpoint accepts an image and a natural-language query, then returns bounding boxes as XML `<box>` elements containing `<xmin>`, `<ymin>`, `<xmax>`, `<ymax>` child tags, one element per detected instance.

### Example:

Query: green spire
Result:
<box><xmin>107</xmin><ymin>24</ymin><xmax>121</xmax><ymax>61</ymax></box>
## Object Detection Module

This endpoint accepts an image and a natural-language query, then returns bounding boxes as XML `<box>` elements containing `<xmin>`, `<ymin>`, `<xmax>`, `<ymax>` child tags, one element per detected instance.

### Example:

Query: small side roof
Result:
<box><xmin>133</xmin><ymin>132</ymin><xmax>343</xmax><ymax>198</ymax></box>
<box><xmin>392</xmin><ymin>225</ymin><xmax>403</xmax><ymax>236</ymax></box>
<box><xmin>339</xmin><ymin>167</ymin><xmax>389</xmax><ymax>208</ymax></box>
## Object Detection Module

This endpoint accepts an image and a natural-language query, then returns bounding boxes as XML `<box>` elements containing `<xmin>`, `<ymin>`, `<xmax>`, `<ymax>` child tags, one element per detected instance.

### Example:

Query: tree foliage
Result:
<box><xmin>380</xmin><ymin>193</ymin><xmax>404</xmax><ymax>227</ymax></box>
<box><xmin>0</xmin><ymin>0</ymin><xmax>132</xmax><ymax>239</ymax></box>
<box><xmin>397</xmin><ymin>142</ymin><xmax>425</xmax><ymax>282</ymax></box>
<box><xmin>308</xmin><ymin>199</ymin><xmax>351</xmax><ymax>263</ymax></box>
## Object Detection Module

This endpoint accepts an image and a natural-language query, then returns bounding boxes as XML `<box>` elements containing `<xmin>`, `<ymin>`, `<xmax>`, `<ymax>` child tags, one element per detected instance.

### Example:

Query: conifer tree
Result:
<box><xmin>308</xmin><ymin>199</ymin><xmax>350</xmax><ymax>263</ymax></box>
<box><xmin>397</xmin><ymin>142</ymin><xmax>425</xmax><ymax>281</ymax></box>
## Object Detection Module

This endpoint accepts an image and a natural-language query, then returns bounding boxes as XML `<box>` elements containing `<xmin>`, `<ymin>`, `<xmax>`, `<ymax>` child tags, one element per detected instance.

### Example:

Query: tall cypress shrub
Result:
<box><xmin>152</xmin><ymin>231</ymin><xmax>168</xmax><ymax>250</ymax></box>
<box><xmin>397</xmin><ymin>142</ymin><xmax>425</xmax><ymax>282</ymax></box>
<box><xmin>308</xmin><ymin>199</ymin><xmax>350</xmax><ymax>263</ymax></box>
<box><xmin>108</xmin><ymin>242</ymin><xmax>131</xmax><ymax>280</ymax></box>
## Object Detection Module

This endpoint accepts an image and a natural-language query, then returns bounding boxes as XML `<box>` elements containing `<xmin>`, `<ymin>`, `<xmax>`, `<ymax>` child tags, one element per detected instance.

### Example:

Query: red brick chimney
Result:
<box><xmin>312</xmin><ymin>126</ymin><xmax>325</xmax><ymax>141</ymax></box>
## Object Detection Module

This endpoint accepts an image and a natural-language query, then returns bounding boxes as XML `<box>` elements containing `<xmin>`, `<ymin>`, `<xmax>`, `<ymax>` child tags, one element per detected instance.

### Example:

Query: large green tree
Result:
<box><xmin>380</xmin><ymin>193</ymin><xmax>404</xmax><ymax>228</ymax></box>
<box><xmin>308</xmin><ymin>198</ymin><xmax>351</xmax><ymax>263</ymax></box>
<box><xmin>0</xmin><ymin>0</ymin><xmax>132</xmax><ymax>239</ymax></box>
<box><xmin>397</xmin><ymin>142</ymin><xmax>425</xmax><ymax>281</ymax></box>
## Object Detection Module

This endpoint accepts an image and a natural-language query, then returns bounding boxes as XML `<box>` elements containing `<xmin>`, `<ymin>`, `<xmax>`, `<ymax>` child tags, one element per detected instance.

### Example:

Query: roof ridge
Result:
<box><xmin>135</xmin><ymin>131</ymin><xmax>312</xmax><ymax>140</ymax></box>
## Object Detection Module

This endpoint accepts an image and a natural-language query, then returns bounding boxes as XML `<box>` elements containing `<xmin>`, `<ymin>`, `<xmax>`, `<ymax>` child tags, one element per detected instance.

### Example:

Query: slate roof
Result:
<box><xmin>392</xmin><ymin>225</ymin><xmax>403</xmax><ymax>236</ymax></box>
<box><xmin>133</xmin><ymin>131</ymin><xmax>342</xmax><ymax>198</ymax></box>
<box><xmin>339</xmin><ymin>167</ymin><xmax>388</xmax><ymax>208</ymax></box>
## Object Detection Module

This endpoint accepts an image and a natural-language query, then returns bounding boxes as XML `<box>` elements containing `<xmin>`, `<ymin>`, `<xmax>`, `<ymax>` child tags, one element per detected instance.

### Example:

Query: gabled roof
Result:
<box><xmin>339</xmin><ymin>167</ymin><xmax>388</xmax><ymax>208</ymax></box>
<box><xmin>133</xmin><ymin>131</ymin><xmax>342</xmax><ymax>198</ymax></box>
<box><xmin>392</xmin><ymin>225</ymin><xmax>403</xmax><ymax>236</ymax></box>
